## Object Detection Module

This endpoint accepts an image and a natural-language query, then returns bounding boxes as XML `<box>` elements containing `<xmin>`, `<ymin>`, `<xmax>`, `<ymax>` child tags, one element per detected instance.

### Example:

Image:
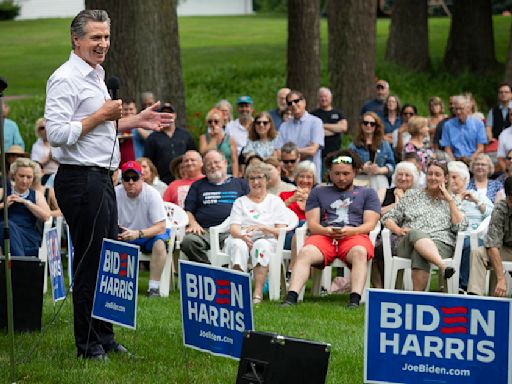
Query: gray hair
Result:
<box><xmin>245</xmin><ymin>162</ymin><xmax>272</xmax><ymax>181</ymax></box>
<box><xmin>70</xmin><ymin>10</ymin><xmax>110</xmax><ymax>50</ymax></box>
<box><xmin>294</xmin><ymin>160</ymin><xmax>317</xmax><ymax>181</ymax></box>
<box><xmin>141</xmin><ymin>91</ymin><xmax>155</xmax><ymax>103</ymax></box>
<box><xmin>215</xmin><ymin>99</ymin><xmax>232</xmax><ymax>112</ymax></box>
<box><xmin>448</xmin><ymin>160</ymin><xmax>470</xmax><ymax>187</ymax></box>
<box><xmin>392</xmin><ymin>161</ymin><xmax>419</xmax><ymax>188</ymax></box>
<box><xmin>470</xmin><ymin>153</ymin><xmax>494</xmax><ymax>177</ymax></box>
<box><xmin>318</xmin><ymin>87</ymin><xmax>332</xmax><ymax>98</ymax></box>
<box><xmin>453</xmin><ymin>95</ymin><xmax>470</xmax><ymax>108</ymax></box>
<box><xmin>10</xmin><ymin>158</ymin><xmax>38</xmax><ymax>182</ymax></box>
<box><xmin>281</xmin><ymin>141</ymin><xmax>299</xmax><ymax>155</ymax></box>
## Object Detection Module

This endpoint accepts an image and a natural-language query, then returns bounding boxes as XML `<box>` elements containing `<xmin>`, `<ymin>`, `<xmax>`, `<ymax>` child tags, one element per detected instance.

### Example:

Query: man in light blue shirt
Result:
<box><xmin>440</xmin><ymin>95</ymin><xmax>487</xmax><ymax>162</ymax></box>
<box><xmin>2</xmin><ymin>102</ymin><xmax>25</xmax><ymax>151</ymax></box>
<box><xmin>276</xmin><ymin>90</ymin><xmax>324</xmax><ymax>183</ymax></box>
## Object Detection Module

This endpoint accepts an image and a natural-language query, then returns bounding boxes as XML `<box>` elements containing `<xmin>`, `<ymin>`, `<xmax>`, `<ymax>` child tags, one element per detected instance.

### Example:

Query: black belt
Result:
<box><xmin>60</xmin><ymin>164</ymin><xmax>111</xmax><ymax>175</ymax></box>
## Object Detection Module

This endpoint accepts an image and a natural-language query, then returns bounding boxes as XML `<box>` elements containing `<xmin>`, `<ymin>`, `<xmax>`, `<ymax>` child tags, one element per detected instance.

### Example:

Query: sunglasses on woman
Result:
<box><xmin>362</xmin><ymin>120</ymin><xmax>376</xmax><ymax>127</ymax></box>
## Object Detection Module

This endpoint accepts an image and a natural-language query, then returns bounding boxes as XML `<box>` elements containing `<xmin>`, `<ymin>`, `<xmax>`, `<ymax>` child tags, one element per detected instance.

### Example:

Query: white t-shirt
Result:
<box><xmin>229</xmin><ymin>194</ymin><xmax>289</xmax><ymax>240</ymax></box>
<box><xmin>225</xmin><ymin>118</ymin><xmax>249</xmax><ymax>155</ymax></box>
<box><xmin>115</xmin><ymin>183</ymin><xmax>166</xmax><ymax>230</ymax></box>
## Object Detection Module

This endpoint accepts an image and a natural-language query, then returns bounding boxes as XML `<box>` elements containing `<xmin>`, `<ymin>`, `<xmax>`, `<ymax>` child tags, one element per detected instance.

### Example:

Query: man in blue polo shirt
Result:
<box><xmin>276</xmin><ymin>90</ymin><xmax>324</xmax><ymax>183</ymax></box>
<box><xmin>181</xmin><ymin>149</ymin><xmax>249</xmax><ymax>263</ymax></box>
<box><xmin>441</xmin><ymin>95</ymin><xmax>487</xmax><ymax>163</ymax></box>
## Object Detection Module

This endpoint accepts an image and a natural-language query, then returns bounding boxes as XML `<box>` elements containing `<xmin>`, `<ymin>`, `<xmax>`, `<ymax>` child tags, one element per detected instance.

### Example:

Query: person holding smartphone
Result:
<box><xmin>282</xmin><ymin>149</ymin><xmax>381</xmax><ymax>308</ymax></box>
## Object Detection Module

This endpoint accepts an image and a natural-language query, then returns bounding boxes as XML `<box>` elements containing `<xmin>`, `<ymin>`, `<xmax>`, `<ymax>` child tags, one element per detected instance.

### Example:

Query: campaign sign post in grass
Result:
<box><xmin>364</xmin><ymin>289</ymin><xmax>512</xmax><ymax>384</ymax></box>
<box><xmin>92</xmin><ymin>239</ymin><xmax>139</xmax><ymax>329</ymax></box>
<box><xmin>46</xmin><ymin>227</ymin><xmax>66</xmax><ymax>302</ymax></box>
<box><xmin>179</xmin><ymin>260</ymin><xmax>254</xmax><ymax>359</ymax></box>
<box><xmin>66</xmin><ymin>224</ymin><xmax>74</xmax><ymax>290</ymax></box>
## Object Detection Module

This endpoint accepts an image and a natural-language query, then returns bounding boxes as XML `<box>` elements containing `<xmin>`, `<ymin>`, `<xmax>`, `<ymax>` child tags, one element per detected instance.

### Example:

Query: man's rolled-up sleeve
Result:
<box><xmin>45</xmin><ymin>78</ymin><xmax>83</xmax><ymax>147</ymax></box>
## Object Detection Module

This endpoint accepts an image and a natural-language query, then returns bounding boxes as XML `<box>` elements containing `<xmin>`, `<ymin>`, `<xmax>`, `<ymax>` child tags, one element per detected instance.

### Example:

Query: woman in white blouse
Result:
<box><xmin>225</xmin><ymin>162</ymin><xmax>288</xmax><ymax>304</ymax></box>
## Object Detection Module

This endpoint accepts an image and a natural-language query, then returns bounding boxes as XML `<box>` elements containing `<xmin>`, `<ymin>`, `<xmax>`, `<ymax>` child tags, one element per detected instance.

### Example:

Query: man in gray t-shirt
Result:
<box><xmin>283</xmin><ymin>149</ymin><xmax>380</xmax><ymax>308</ymax></box>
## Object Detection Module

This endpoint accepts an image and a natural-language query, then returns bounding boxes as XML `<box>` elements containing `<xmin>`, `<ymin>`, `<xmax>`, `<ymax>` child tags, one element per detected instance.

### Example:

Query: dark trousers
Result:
<box><xmin>54</xmin><ymin>166</ymin><xmax>118</xmax><ymax>357</ymax></box>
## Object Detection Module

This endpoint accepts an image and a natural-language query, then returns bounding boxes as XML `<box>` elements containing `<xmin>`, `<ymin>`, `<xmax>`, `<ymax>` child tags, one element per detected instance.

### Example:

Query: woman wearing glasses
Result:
<box><xmin>199</xmin><ymin>108</ymin><xmax>239</xmax><ymax>177</ymax></box>
<box><xmin>349</xmin><ymin>112</ymin><xmax>395</xmax><ymax>190</ymax></box>
<box><xmin>382</xmin><ymin>160</ymin><xmax>467</xmax><ymax>291</ymax></box>
<box><xmin>225</xmin><ymin>162</ymin><xmax>288</xmax><ymax>304</ymax></box>
<box><xmin>242</xmin><ymin>111</ymin><xmax>279</xmax><ymax>160</ymax></box>
<box><xmin>467</xmin><ymin>154</ymin><xmax>504</xmax><ymax>203</ymax></box>
<box><xmin>393</xmin><ymin>104</ymin><xmax>418</xmax><ymax>159</ymax></box>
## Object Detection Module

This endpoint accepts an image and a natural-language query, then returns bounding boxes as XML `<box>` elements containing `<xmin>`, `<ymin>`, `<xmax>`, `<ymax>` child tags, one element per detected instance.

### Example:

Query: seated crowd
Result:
<box><xmin>10</xmin><ymin>81</ymin><xmax>512</xmax><ymax>301</ymax></box>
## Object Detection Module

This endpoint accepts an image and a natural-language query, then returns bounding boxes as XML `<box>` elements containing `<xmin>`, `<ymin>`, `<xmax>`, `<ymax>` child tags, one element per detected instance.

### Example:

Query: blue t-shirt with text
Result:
<box><xmin>185</xmin><ymin>177</ymin><xmax>249</xmax><ymax>228</ymax></box>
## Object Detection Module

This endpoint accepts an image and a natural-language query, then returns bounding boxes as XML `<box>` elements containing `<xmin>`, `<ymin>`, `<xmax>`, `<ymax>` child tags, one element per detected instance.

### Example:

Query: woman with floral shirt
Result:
<box><xmin>382</xmin><ymin>160</ymin><xmax>467</xmax><ymax>291</ymax></box>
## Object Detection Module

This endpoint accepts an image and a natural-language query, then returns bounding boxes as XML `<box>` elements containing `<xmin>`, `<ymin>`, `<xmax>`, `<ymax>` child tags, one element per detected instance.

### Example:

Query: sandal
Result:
<box><xmin>253</xmin><ymin>295</ymin><xmax>263</xmax><ymax>304</ymax></box>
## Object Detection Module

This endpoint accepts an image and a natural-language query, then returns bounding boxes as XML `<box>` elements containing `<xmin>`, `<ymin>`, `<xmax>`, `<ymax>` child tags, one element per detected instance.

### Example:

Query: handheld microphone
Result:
<box><xmin>106</xmin><ymin>76</ymin><xmax>120</xmax><ymax>100</ymax></box>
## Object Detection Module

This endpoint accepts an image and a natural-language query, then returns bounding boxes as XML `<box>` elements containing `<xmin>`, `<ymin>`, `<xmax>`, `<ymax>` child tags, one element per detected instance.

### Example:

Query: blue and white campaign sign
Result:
<box><xmin>364</xmin><ymin>289</ymin><xmax>512</xmax><ymax>384</ymax></box>
<box><xmin>46</xmin><ymin>227</ymin><xmax>66</xmax><ymax>302</ymax></box>
<box><xmin>92</xmin><ymin>239</ymin><xmax>139</xmax><ymax>329</ymax></box>
<box><xmin>179</xmin><ymin>260</ymin><xmax>254</xmax><ymax>359</ymax></box>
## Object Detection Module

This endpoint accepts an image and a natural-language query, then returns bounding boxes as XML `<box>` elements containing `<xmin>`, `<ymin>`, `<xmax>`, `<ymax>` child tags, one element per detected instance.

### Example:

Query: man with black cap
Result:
<box><xmin>467</xmin><ymin>176</ymin><xmax>512</xmax><ymax>297</ymax></box>
<box><xmin>116</xmin><ymin>160</ymin><xmax>169</xmax><ymax>297</ymax></box>
<box><xmin>144</xmin><ymin>101</ymin><xmax>196</xmax><ymax>184</ymax></box>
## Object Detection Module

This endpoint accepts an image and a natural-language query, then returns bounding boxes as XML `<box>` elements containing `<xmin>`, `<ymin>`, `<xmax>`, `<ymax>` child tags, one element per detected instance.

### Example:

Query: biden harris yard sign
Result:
<box><xmin>179</xmin><ymin>260</ymin><xmax>254</xmax><ymax>359</ymax></box>
<box><xmin>92</xmin><ymin>239</ymin><xmax>139</xmax><ymax>329</ymax></box>
<box><xmin>46</xmin><ymin>227</ymin><xmax>65</xmax><ymax>302</ymax></box>
<box><xmin>364</xmin><ymin>289</ymin><xmax>512</xmax><ymax>384</ymax></box>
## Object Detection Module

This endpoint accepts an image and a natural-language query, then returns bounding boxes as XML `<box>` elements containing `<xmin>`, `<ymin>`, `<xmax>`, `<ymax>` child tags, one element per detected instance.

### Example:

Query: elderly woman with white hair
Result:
<box><xmin>279</xmin><ymin>160</ymin><xmax>317</xmax><ymax>276</ymax></box>
<box><xmin>448</xmin><ymin>161</ymin><xmax>493</xmax><ymax>292</ymax></box>
<box><xmin>372</xmin><ymin>161</ymin><xmax>419</xmax><ymax>287</ymax></box>
<box><xmin>0</xmin><ymin>158</ymin><xmax>51</xmax><ymax>256</ymax></box>
<box><xmin>225</xmin><ymin>162</ymin><xmax>289</xmax><ymax>304</ymax></box>
<box><xmin>467</xmin><ymin>153</ymin><xmax>504</xmax><ymax>203</ymax></box>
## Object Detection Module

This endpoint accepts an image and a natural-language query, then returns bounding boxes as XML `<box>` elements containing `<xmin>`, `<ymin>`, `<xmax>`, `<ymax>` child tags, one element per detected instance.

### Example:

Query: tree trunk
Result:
<box><xmin>443</xmin><ymin>0</ymin><xmax>497</xmax><ymax>74</ymax></box>
<box><xmin>327</xmin><ymin>0</ymin><xmax>377</xmax><ymax>132</ymax></box>
<box><xmin>505</xmin><ymin>20</ymin><xmax>512</xmax><ymax>84</ymax></box>
<box><xmin>385</xmin><ymin>0</ymin><xmax>429</xmax><ymax>71</ymax></box>
<box><xmin>287</xmin><ymin>0</ymin><xmax>321</xmax><ymax>110</ymax></box>
<box><xmin>85</xmin><ymin>0</ymin><xmax>186</xmax><ymax>127</ymax></box>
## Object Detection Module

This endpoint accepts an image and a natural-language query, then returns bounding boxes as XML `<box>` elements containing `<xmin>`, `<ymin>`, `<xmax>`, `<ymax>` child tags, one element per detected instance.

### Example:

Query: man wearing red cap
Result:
<box><xmin>116</xmin><ymin>161</ymin><xmax>169</xmax><ymax>297</ymax></box>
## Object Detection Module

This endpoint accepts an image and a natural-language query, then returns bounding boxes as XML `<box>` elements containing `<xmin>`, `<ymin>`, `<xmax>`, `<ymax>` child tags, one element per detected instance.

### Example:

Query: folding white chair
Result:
<box><xmin>267</xmin><ymin>208</ymin><xmax>298</xmax><ymax>301</ymax></box>
<box><xmin>298</xmin><ymin>222</ymin><xmax>381</xmax><ymax>302</ymax></box>
<box><xmin>138</xmin><ymin>202</ymin><xmax>188</xmax><ymax>297</ymax></box>
<box><xmin>382</xmin><ymin>227</ymin><xmax>465</xmax><ymax>294</ymax></box>
<box><xmin>208</xmin><ymin>216</ymin><xmax>231</xmax><ymax>267</ymax></box>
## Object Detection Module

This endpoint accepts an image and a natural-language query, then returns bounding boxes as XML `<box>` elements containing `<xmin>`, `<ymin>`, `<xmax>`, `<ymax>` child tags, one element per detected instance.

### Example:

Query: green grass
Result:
<box><xmin>1</xmin><ymin>269</ymin><xmax>367</xmax><ymax>384</ymax></box>
<box><xmin>0</xmin><ymin>15</ymin><xmax>510</xmax><ymax>145</ymax></box>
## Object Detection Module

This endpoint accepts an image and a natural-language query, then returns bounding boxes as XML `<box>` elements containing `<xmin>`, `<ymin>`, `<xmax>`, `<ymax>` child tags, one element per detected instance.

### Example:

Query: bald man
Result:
<box><xmin>269</xmin><ymin>87</ymin><xmax>291</xmax><ymax>129</ymax></box>
<box><xmin>163</xmin><ymin>150</ymin><xmax>204</xmax><ymax>208</ymax></box>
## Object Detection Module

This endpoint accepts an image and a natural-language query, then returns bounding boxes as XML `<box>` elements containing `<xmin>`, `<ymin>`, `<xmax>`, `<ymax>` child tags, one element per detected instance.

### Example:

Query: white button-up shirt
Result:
<box><xmin>45</xmin><ymin>52</ymin><xmax>119</xmax><ymax>169</ymax></box>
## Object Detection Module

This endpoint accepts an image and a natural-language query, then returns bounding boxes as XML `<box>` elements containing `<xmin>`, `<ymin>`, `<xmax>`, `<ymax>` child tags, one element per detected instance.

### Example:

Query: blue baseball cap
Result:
<box><xmin>236</xmin><ymin>95</ymin><xmax>253</xmax><ymax>105</ymax></box>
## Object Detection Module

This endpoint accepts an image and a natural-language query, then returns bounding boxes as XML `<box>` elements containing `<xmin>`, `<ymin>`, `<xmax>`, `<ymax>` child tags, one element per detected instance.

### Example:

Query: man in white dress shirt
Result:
<box><xmin>45</xmin><ymin>10</ymin><xmax>171</xmax><ymax>360</ymax></box>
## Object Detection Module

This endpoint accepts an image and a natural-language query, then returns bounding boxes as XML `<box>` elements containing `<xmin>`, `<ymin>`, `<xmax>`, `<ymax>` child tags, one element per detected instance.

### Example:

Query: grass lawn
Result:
<box><xmin>0</xmin><ymin>15</ymin><xmax>511</xmax><ymax>145</ymax></box>
<box><xmin>1</xmin><ymin>269</ymin><xmax>367</xmax><ymax>383</ymax></box>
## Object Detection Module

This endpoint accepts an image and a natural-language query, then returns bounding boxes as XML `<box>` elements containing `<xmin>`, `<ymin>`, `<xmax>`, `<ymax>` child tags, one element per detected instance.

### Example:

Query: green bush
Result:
<box><xmin>0</xmin><ymin>1</ymin><xmax>20</xmax><ymax>21</ymax></box>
